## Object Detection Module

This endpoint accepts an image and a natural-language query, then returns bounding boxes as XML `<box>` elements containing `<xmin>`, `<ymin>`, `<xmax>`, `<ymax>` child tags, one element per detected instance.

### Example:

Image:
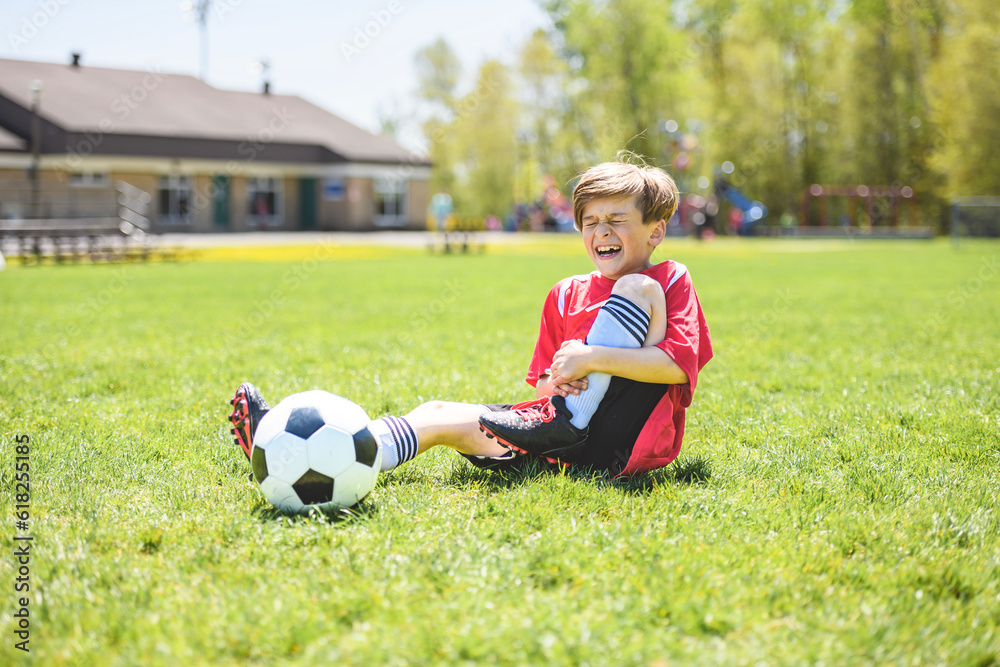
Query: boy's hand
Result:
<box><xmin>549</xmin><ymin>377</ymin><xmax>589</xmax><ymax>398</ymax></box>
<box><xmin>537</xmin><ymin>372</ymin><xmax>588</xmax><ymax>398</ymax></box>
<box><xmin>547</xmin><ymin>339</ymin><xmax>593</xmax><ymax>391</ymax></box>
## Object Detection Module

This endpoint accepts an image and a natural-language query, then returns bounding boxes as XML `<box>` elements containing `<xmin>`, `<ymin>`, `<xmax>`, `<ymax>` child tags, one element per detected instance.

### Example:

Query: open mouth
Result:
<box><xmin>595</xmin><ymin>245</ymin><xmax>622</xmax><ymax>260</ymax></box>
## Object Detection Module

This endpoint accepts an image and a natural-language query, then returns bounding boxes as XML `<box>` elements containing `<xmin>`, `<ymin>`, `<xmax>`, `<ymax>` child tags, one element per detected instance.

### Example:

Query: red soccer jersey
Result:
<box><xmin>526</xmin><ymin>260</ymin><xmax>713</xmax><ymax>476</ymax></box>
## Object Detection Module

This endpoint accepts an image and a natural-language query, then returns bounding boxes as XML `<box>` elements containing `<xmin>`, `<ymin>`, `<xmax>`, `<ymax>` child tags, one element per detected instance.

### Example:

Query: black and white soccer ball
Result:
<box><xmin>250</xmin><ymin>391</ymin><xmax>381</xmax><ymax>513</ymax></box>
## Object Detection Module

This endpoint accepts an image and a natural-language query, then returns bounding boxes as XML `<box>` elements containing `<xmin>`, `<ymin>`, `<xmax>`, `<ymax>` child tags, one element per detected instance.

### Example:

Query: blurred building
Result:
<box><xmin>0</xmin><ymin>55</ymin><xmax>430</xmax><ymax>232</ymax></box>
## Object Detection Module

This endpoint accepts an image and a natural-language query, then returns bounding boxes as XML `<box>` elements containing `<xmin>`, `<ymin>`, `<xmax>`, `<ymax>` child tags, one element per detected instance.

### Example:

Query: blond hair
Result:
<box><xmin>572</xmin><ymin>161</ymin><xmax>679</xmax><ymax>231</ymax></box>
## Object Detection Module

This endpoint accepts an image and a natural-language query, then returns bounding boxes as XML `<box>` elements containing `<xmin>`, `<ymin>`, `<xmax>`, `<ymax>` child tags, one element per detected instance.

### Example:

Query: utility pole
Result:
<box><xmin>29</xmin><ymin>80</ymin><xmax>42</xmax><ymax>219</ymax></box>
<box><xmin>181</xmin><ymin>0</ymin><xmax>212</xmax><ymax>81</ymax></box>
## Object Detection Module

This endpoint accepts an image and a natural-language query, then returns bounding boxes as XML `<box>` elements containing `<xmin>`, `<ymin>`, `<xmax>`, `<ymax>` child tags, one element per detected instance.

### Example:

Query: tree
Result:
<box><xmin>451</xmin><ymin>61</ymin><xmax>521</xmax><ymax>220</ymax></box>
<box><xmin>546</xmin><ymin>0</ymin><xmax>689</xmax><ymax>164</ymax></box>
<box><xmin>414</xmin><ymin>39</ymin><xmax>463</xmax><ymax>201</ymax></box>
<box><xmin>929</xmin><ymin>0</ymin><xmax>1000</xmax><ymax>198</ymax></box>
<box><xmin>415</xmin><ymin>37</ymin><xmax>462</xmax><ymax>112</ymax></box>
<box><xmin>376</xmin><ymin>98</ymin><xmax>407</xmax><ymax>141</ymax></box>
<box><xmin>403</xmin><ymin>0</ymin><xmax>997</xmax><ymax>231</ymax></box>
<box><xmin>692</xmin><ymin>0</ymin><xmax>842</xmax><ymax>217</ymax></box>
<box><xmin>517</xmin><ymin>29</ymin><xmax>569</xmax><ymax>183</ymax></box>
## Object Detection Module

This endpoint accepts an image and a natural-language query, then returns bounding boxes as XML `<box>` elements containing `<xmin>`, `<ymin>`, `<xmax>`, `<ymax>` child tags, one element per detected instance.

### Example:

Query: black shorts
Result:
<box><xmin>462</xmin><ymin>377</ymin><xmax>668</xmax><ymax>476</ymax></box>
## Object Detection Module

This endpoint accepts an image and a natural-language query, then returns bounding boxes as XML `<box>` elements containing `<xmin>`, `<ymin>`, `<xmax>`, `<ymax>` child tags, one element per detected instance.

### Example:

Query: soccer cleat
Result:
<box><xmin>228</xmin><ymin>382</ymin><xmax>270</xmax><ymax>461</ymax></box>
<box><xmin>478</xmin><ymin>395</ymin><xmax>587</xmax><ymax>467</ymax></box>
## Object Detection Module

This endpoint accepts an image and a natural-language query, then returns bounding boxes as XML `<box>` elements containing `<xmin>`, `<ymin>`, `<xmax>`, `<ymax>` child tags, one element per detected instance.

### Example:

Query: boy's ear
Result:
<box><xmin>648</xmin><ymin>218</ymin><xmax>666</xmax><ymax>247</ymax></box>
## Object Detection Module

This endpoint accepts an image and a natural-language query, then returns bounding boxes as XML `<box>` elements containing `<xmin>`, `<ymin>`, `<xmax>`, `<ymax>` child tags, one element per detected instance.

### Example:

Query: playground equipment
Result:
<box><xmin>800</xmin><ymin>184</ymin><xmax>916</xmax><ymax>227</ymax></box>
<box><xmin>714</xmin><ymin>177</ymin><xmax>768</xmax><ymax>234</ymax></box>
<box><xmin>792</xmin><ymin>184</ymin><xmax>932</xmax><ymax>238</ymax></box>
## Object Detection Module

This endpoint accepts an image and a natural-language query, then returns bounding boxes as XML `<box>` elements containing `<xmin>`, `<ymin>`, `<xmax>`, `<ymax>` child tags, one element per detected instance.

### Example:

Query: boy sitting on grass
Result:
<box><xmin>228</xmin><ymin>160</ymin><xmax>712</xmax><ymax>478</ymax></box>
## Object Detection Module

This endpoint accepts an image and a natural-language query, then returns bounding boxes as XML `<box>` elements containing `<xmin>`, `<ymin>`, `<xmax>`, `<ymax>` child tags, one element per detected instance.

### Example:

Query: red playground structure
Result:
<box><xmin>800</xmin><ymin>184</ymin><xmax>920</xmax><ymax>231</ymax></box>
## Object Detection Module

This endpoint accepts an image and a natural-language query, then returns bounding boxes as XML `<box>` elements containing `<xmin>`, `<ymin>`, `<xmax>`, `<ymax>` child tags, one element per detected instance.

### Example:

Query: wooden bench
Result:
<box><xmin>0</xmin><ymin>180</ymin><xmax>184</xmax><ymax>264</ymax></box>
<box><xmin>427</xmin><ymin>216</ymin><xmax>486</xmax><ymax>254</ymax></box>
<box><xmin>0</xmin><ymin>217</ymin><xmax>164</xmax><ymax>264</ymax></box>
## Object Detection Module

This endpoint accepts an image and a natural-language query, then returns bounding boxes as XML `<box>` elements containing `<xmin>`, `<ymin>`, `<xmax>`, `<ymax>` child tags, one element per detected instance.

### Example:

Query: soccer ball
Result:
<box><xmin>250</xmin><ymin>391</ymin><xmax>381</xmax><ymax>513</ymax></box>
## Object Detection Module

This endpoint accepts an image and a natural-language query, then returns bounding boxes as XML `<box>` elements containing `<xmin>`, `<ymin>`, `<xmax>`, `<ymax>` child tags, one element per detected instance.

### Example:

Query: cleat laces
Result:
<box><xmin>516</xmin><ymin>400</ymin><xmax>557</xmax><ymax>424</ymax></box>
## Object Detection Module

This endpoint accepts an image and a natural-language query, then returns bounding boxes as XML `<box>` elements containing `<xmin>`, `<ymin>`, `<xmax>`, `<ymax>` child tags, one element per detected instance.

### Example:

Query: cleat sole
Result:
<box><xmin>479</xmin><ymin>422</ymin><xmax>571</xmax><ymax>468</ymax></box>
<box><xmin>228</xmin><ymin>385</ymin><xmax>254</xmax><ymax>461</ymax></box>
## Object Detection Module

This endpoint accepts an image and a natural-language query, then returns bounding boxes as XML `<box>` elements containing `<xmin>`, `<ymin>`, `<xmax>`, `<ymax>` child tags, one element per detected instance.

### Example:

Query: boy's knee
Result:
<box><xmin>611</xmin><ymin>273</ymin><xmax>660</xmax><ymax>310</ymax></box>
<box><xmin>415</xmin><ymin>400</ymin><xmax>449</xmax><ymax>414</ymax></box>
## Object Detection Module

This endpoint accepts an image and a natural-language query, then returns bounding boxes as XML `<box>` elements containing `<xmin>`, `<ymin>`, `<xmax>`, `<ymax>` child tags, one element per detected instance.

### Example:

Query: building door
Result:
<box><xmin>212</xmin><ymin>174</ymin><xmax>230</xmax><ymax>229</ymax></box>
<box><xmin>299</xmin><ymin>177</ymin><xmax>317</xmax><ymax>230</ymax></box>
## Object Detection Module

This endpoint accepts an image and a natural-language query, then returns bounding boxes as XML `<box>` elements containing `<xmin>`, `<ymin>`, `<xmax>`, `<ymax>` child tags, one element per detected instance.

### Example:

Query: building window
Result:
<box><xmin>158</xmin><ymin>175</ymin><xmax>192</xmax><ymax>224</ymax></box>
<box><xmin>374</xmin><ymin>178</ymin><xmax>406</xmax><ymax>226</ymax></box>
<box><xmin>69</xmin><ymin>172</ymin><xmax>110</xmax><ymax>188</ymax></box>
<box><xmin>247</xmin><ymin>177</ymin><xmax>282</xmax><ymax>226</ymax></box>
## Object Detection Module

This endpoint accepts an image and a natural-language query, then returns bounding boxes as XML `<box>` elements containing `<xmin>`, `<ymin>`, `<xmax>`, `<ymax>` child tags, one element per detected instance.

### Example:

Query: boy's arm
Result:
<box><xmin>548</xmin><ymin>265</ymin><xmax>709</xmax><ymax>392</ymax></box>
<box><xmin>547</xmin><ymin>340</ymin><xmax>688</xmax><ymax>387</ymax></box>
<box><xmin>546</xmin><ymin>271</ymin><xmax>684</xmax><ymax>387</ymax></box>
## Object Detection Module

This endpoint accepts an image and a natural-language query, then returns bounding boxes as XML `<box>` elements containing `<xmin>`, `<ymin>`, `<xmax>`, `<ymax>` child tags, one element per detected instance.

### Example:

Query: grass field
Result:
<box><xmin>1</xmin><ymin>237</ymin><xmax>998</xmax><ymax>666</ymax></box>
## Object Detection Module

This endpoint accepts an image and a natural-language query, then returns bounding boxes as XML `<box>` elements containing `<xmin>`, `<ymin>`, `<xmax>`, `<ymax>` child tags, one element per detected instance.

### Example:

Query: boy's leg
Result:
<box><xmin>478</xmin><ymin>273</ymin><xmax>667</xmax><ymax>458</ymax></box>
<box><xmin>365</xmin><ymin>401</ymin><xmax>513</xmax><ymax>471</ymax></box>
<box><xmin>229</xmin><ymin>383</ymin><xmax>510</xmax><ymax>472</ymax></box>
<box><xmin>563</xmin><ymin>273</ymin><xmax>665</xmax><ymax>428</ymax></box>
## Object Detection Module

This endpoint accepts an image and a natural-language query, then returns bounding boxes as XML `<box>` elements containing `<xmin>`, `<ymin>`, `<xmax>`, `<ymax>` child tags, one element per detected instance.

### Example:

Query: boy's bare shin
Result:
<box><xmin>403</xmin><ymin>401</ymin><xmax>510</xmax><ymax>457</ymax></box>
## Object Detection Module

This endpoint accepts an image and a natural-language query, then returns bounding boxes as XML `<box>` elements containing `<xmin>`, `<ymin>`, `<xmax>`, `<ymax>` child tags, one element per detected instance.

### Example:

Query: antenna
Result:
<box><xmin>250</xmin><ymin>58</ymin><xmax>271</xmax><ymax>94</ymax></box>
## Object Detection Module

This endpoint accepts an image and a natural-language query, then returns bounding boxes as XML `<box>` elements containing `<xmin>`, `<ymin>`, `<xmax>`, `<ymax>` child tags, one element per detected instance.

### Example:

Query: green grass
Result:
<box><xmin>1</xmin><ymin>237</ymin><xmax>998</xmax><ymax>665</ymax></box>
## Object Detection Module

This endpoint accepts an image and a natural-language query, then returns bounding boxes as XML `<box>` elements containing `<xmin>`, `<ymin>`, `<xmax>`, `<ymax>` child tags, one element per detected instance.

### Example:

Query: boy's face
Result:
<box><xmin>580</xmin><ymin>196</ymin><xmax>665</xmax><ymax>281</ymax></box>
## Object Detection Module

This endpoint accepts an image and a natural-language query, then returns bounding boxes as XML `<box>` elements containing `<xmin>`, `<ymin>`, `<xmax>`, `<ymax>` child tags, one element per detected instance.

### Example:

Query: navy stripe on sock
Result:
<box><xmin>605</xmin><ymin>307</ymin><xmax>645</xmax><ymax>345</ymax></box>
<box><xmin>384</xmin><ymin>417</ymin><xmax>408</xmax><ymax>460</ymax></box>
<box><xmin>606</xmin><ymin>302</ymin><xmax>649</xmax><ymax>337</ymax></box>
<box><xmin>607</xmin><ymin>293</ymin><xmax>651</xmax><ymax>329</ymax></box>
<box><xmin>606</xmin><ymin>295</ymin><xmax>651</xmax><ymax>344</ymax></box>
<box><xmin>393</xmin><ymin>417</ymin><xmax>417</xmax><ymax>461</ymax></box>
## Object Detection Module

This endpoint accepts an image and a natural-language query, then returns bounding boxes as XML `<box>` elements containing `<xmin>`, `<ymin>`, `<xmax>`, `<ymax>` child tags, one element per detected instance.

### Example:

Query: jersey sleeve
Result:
<box><xmin>655</xmin><ymin>268</ymin><xmax>713</xmax><ymax>406</ymax></box>
<box><xmin>525</xmin><ymin>280</ymin><xmax>566</xmax><ymax>387</ymax></box>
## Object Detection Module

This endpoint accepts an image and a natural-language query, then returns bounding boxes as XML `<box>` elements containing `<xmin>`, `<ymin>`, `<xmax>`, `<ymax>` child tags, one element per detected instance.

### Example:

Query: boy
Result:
<box><xmin>229</xmin><ymin>161</ymin><xmax>712</xmax><ymax>478</ymax></box>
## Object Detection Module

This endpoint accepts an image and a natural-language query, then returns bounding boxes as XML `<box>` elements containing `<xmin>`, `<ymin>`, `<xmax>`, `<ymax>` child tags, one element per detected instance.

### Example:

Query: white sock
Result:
<box><xmin>368</xmin><ymin>416</ymin><xmax>419</xmax><ymax>471</ymax></box>
<box><xmin>564</xmin><ymin>293</ymin><xmax>650</xmax><ymax>429</ymax></box>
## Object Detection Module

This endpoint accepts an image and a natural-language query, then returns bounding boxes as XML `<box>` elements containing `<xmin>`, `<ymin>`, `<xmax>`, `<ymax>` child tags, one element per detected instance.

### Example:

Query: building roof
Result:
<box><xmin>0</xmin><ymin>124</ymin><xmax>25</xmax><ymax>151</ymax></box>
<box><xmin>0</xmin><ymin>57</ymin><xmax>427</xmax><ymax>166</ymax></box>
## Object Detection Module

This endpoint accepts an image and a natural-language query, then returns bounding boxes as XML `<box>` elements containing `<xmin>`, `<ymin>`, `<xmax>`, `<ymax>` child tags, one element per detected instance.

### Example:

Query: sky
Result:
<box><xmin>0</xmin><ymin>0</ymin><xmax>552</xmax><ymax>148</ymax></box>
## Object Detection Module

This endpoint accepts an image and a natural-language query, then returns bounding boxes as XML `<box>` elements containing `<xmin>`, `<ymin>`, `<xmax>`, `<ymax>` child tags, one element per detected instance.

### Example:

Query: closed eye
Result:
<box><xmin>584</xmin><ymin>219</ymin><xmax>627</xmax><ymax>227</ymax></box>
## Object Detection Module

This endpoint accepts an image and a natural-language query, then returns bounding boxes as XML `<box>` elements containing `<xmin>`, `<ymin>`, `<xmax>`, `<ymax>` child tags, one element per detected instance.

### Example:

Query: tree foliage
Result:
<box><xmin>412</xmin><ymin>0</ymin><xmax>1000</xmax><ymax>226</ymax></box>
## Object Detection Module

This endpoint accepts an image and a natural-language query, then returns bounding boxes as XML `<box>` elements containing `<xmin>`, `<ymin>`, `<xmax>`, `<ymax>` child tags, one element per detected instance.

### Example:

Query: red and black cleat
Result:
<box><xmin>228</xmin><ymin>382</ymin><xmax>270</xmax><ymax>461</ymax></box>
<box><xmin>478</xmin><ymin>395</ymin><xmax>587</xmax><ymax>468</ymax></box>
